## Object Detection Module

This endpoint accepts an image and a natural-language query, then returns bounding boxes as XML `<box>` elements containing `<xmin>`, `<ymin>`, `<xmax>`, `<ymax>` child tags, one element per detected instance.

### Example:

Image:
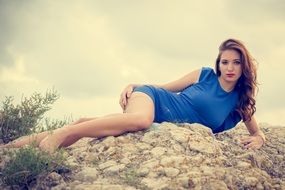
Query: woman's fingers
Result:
<box><xmin>240</xmin><ymin>136</ymin><xmax>252</xmax><ymax>145</ymax></box>
<box><xmin>119</xmin><ymin>93</ymin><xmax>126</xmax><ymax>109</ymax></box>
<box><xmin>240</xmin><ymin>136</ymin><xmax>263</xmax><ymax>150</ymax></box>
<box><xmin>120</xmin><ymin>92</ymin><xmax>128</xmax><ymax>109</ymax></box>
<box><xmin>127</xmin><ymin>86</ymin><xmax>134</xmax><ymax>98</ymax></box>
<box><xmin>244</xmin><ymin>142</ymin><xmax>254</xmax><ymax>149</ymax></box>
<box><xmin>119</xmin><ymin>84</ymin><xmax>135</xmax><ymax>110</ymax></box>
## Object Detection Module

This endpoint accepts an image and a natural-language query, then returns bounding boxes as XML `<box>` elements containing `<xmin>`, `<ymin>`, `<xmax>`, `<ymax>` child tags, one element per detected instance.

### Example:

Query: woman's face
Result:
<box><xmin>219</xmin><ymin>49</ymin><xmax>242</xmax><ymax>83</ymax></box>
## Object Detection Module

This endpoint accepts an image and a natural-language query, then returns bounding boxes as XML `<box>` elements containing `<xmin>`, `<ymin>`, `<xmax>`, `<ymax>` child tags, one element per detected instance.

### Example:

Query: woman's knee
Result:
<box><xmin>75</xmin><ymin>117</ymin><xmax>88</xmax><ymax>124</ymax></box>
<box><xmin>74</xmin><ymin>117</ymin><xmax>95</xmax><ymax>125</ymax></box>
<box><xmin>132</xmin><ymin>113</ymin><xmax>153</xmax><ymax>130</ymax></box>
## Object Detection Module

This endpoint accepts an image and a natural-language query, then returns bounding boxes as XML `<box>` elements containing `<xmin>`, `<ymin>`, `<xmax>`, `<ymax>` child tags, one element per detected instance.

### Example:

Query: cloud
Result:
<box><xmin>225</xmin><ymin>0</ymin><xmax>285</xmax><ymax>24</ymax></box>
<box><xmin>0</xmin><ymin>0</ymin><xmax>284</xmax><ymax>125</ymax></box>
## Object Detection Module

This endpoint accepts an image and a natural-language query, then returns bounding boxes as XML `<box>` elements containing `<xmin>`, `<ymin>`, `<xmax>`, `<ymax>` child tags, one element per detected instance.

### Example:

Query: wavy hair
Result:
<box><xmin>215</xmin><ymin>39</ymin><xmax>258</xmax><ymax>122</ymax></box>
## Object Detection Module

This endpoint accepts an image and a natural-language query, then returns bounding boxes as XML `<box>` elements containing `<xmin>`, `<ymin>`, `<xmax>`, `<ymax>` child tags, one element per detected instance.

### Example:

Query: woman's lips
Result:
<box><xmin>226</xmin><ymin>74</ymin><xmax>235</xmax><ymax>77</ymax></box>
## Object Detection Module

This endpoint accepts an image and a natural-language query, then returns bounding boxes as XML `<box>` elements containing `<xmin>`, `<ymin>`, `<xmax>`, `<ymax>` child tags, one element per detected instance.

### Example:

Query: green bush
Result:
<box><xmin>0</xmin><ymin>89</ymin><xmax>69</xmax><ymax>143</ymax></box>
<box><xmin>1</xmin><ymin>145</ymin><xmax>68</xmax><ymax>187</ymax></box>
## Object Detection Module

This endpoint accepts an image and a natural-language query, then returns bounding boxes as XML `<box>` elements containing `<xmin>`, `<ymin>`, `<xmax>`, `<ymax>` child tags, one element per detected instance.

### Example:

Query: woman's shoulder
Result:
<box><xmin>201</xmin><ymin>67</ymin><xmax>215</xmax><ymax>73</ymax></box>
<box><xmin>199</xmin><ymin>67</ymin><xmax>216</xmax><ymax>82</ymax></box>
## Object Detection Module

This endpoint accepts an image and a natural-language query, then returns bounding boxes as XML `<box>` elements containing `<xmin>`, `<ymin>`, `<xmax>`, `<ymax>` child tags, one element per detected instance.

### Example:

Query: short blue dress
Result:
<box><xmin>133</xmin><ymin>67</ymin><xmax>242</xmax><ymax>133</ymax></box>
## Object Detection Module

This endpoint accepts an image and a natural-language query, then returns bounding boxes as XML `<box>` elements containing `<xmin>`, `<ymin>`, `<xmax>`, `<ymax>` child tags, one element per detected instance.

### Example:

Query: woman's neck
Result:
<box><xmin>218</xmin><ymin>77</ymin><xmax>237</xmax><ymax>92</ymax></box>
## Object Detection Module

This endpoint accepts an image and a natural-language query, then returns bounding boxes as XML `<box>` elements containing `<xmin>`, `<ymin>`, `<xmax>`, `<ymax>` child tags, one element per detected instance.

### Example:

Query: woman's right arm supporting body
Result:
<box><xmin>151</xmin><ymin>69</ymin><xmax>201</xmax><ymax>92</ymax></box>
<box><xmin>119</xmin><ymin>68</ymin><xmax>201</xmax><ymax>109</ymax></box>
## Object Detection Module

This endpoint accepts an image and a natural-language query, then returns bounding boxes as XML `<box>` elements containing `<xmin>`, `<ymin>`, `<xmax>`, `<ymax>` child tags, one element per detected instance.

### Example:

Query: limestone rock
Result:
<box><xmin>1</xmin><ymin>122</ymin><xmax>284</xmax><ymax>190</ymax></box>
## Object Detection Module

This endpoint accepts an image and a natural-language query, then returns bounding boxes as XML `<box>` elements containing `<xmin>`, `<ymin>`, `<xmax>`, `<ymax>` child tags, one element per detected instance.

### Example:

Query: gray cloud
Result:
<box><xmin>225</xmin><ymin>0</ymin><xmax>285</xmax><ymax>23</ymax></box>
<box><xmin>0</xmin><ymin>0</ymin><xmax>285</xmax><ymax>124</ymax></box>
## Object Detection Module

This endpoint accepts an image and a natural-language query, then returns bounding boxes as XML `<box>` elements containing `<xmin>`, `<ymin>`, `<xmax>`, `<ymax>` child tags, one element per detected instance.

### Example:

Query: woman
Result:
<box><xmin>1</xmin><ymin>39</ymin><xmax>265</xmax><ymax>152</ymax></box>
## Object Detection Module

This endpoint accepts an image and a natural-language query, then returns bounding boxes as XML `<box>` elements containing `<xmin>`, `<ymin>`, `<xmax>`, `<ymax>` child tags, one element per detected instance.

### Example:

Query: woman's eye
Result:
<box><xmin>234</xmin><ymin>61</ymin><xmax>241</xmax><ymax>65</ymax></box>
<box><xmin>221</xmin><ymin>61</ymin><xmax>228</xmax><ymax>64</ymax></box>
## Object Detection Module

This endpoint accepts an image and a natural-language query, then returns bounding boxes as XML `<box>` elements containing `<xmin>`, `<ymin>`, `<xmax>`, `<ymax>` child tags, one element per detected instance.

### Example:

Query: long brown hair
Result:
<box><xmin>215</xmin><ymin>39</ymin><xmax>258</xmax><ymax>122</ymax></box>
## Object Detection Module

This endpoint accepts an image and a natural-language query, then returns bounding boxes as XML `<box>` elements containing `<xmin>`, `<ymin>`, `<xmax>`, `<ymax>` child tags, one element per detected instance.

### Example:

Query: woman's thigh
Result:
<box><xmin>124</xmin><ymin>92</ymin><xmax>155</xmax><ymax>121</ymax></box>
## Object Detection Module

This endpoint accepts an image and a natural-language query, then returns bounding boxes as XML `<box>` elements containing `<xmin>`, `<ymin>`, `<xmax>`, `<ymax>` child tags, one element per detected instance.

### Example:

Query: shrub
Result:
<box><xmin>1</xmin><ymin>145</ymin><xmax>68</xmax><ymax>188</ymax></box>
<box><xmin>0</xmin><ymin>89</ymin><xmax>63</xmax><ymax>143</ymax></box>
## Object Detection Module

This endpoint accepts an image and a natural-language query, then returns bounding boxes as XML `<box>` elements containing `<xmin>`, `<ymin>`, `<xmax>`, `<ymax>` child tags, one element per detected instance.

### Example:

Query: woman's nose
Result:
<box><xmin>227</xmin><ymin>63</ymin><xmax>234</xmax><ymax>70</ymax></box>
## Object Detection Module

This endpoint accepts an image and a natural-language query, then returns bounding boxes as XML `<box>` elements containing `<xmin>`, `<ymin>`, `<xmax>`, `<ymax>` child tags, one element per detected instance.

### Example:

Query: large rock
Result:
<box><xmin>1</xmin><ymin>122</ymin><xmax>285</xmax><ymax>189</ymax></box>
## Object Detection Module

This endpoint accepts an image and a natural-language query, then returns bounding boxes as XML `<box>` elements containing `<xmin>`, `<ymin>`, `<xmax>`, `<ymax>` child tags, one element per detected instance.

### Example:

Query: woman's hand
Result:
<box><xmin>240</xmin><ymin>135</ymin><xmax>265</xmax><ymax>150</ymax></box>
<box><xmin>119</xmin><ymin>84</ymin><xmax>141</xmax><ymax>110</ymax></box>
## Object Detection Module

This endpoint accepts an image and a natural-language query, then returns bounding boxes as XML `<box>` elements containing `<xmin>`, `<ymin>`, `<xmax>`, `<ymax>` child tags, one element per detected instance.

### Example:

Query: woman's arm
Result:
<box><xmin>244</xmin><ymin>116</ymin><xmax>265</xmax><ymax>141</ymax></box>
<box><xmin>241</xmin><ymin>116</ymin><xmax>266</xmax><ymax>149</ymax></box>
<box><xmin>120</xmin><ymin>68</ymin><xmax>201</xmax><ymax>109</ymax></box>
<box><xmin>152</xmin><ymin>68</ymin><xmax>202</xmax><ymax>92</ymax></box>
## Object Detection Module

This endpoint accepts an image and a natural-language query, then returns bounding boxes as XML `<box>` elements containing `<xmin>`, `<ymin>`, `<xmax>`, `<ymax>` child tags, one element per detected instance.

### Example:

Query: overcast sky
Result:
<box><xmin>0</xmin><ymin>0</ymin><xmax>285</xmax><ymax>126</ymax></box>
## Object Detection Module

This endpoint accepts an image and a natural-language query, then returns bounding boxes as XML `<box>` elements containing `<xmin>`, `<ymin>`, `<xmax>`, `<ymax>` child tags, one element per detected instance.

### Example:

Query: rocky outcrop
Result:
<box><xmin>1</xmin><ymin>122</ymin><xmax>285</xmax><ymax>189</ymax></box>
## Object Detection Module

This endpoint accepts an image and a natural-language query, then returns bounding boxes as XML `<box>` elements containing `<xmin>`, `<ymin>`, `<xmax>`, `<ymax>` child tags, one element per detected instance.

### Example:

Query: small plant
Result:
<box><xmin>122</xmin><ymin>168</ymin><xmax>140</xmax><ymax>186</ymax></box>
<box><xmin>92</xmin><ymin>157</ymin><xmax>100</xmax><ymax>166</ymax></box>
<box><xmin>36</xmin><ymin>116</ymin><xmax>72</xmax><ymax>133</ymax></box>
<box><xmin>1</xmin><ymin>144</ymin><xmax>68</xmax><ymax>188</ymax></box>
<box><xmin>0</xmin><ymin>88</ymin><xmax>60</xmax><ymax>143</ymax></box>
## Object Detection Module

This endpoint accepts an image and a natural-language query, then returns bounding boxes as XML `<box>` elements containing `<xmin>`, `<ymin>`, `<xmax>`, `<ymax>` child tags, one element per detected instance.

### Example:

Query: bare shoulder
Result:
<box><xmin>191</xmin><ymin>68</ymin><xmax>202</xmax><ymax>83</ymax></box>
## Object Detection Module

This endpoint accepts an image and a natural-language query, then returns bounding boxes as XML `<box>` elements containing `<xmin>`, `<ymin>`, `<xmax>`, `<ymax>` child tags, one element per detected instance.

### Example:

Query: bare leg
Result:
<box><xmin>39</xmin><ymin>92</ymin><xmax>154</xmax><ymax>153</ymax></box>
<box><xmin>59</xmin><ymin>114</ymin><xmax>122</xmax><ymax>147</ymax></box>
<box><xmin>0</xmin><ymin>131</ymin><xmax>50</xmax><ymax>148</ymax></box>
<box><xmin>0</xmin><ymin>114</ymin><xmax>121</xmax><ymax>149</ymax></box>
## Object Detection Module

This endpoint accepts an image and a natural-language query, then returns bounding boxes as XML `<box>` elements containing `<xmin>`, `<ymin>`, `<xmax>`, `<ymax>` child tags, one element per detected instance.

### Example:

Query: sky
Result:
<box><xmin>0</xmin><ymin>0</ymin><xmax>285</xmax><ymax>126</ymax></box>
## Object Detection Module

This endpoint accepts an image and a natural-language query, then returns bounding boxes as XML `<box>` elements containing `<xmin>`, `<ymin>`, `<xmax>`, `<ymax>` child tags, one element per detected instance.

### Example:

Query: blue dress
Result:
<box><xmin>133</xmin><ymin>67</ymin><xmax>242</xmax><ymax>133</ymax></box>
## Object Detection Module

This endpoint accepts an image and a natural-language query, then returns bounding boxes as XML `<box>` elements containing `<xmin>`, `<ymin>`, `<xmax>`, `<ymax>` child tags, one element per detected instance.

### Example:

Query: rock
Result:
<box><xmin>45</xmin><ymin>172</ymin><xmax>64</xmax><ymax>186</ymax></box>
<box><xmin>151</xmin><ymin>147</ymin><xmax>167</xmax><ymax>157</ymax></box>
<box><xmin>34</xmin><ymin>172</ymin><xmax>66</xmax><ymax>190</ymax></box>
<box><xmin>98</xmin><ymin>160</ymin><xmax>117</xmax><ymax>170</ymax></box>
<box><xmin>137</xmin><ymin>167</ymin><xmax>149</xmax><ymax>177</ymax></box>
<box><xmin>66</xmin><ymin>157</ymin><xmax>78</xmax><ymax>168</ymax></box>
<box><xmin>104</xmin><ymin>164</ymin><xmax>125</xmax><ymax>175</ymax></box>
<box><xmin>169</xmin><ymin>130</ymin><xmax>189</xmax><ymax>144</ymax></box>
<box><xmin>141</xmin><ymin>159</ymin><xmax>160</xmax><ymax>169</ymax></box>
<box><xmin>188</xmin><ymin>177</ymin><xmax>201</xmax><ymax>188</ymax></box>
<box><xmin>73</xmin><ymin>184</ymin><xmax>126</xmax><ymax>190</ymax></box>
<box><xmin>141</xmin><ymin>177</ymin><xmax>169</xmax><ymax>189</ymax></box>
<box><xmin>102</xmin><ymin>136</ymin><xmax>116</xmax><ymax>146</ymax></box>
<box><xmin>207</xmin><ymin>180</ymin><xmax>228</xmax><ymax>190</ymax></box>
<box><xmin>188</xmin><ymin>138</ymin><xmax>220</xmax><ymax>155</ymax></box>
<box><xmin>256</xmin><ymin>182</ymin><xmax>264</xmax><ymax>190</ymax></box>
<box><xmin>213</xmin><ymin>168</ymin><xmax>226</xmax><ymax>179</ymax></box>
<box><xmin>120</xmin><ymin>157</ymin><xmax>131</xmax><ymax>164</ymax></box>
<box><xmin>177</xmin><ymin>176</ymin><xmax>190</xmax><ymax>188</ymax></box>
<box><xmin>245</xmin><ymin>177</ymin><xmax>259</xmax><ymax>187</ymax></box>
<box><xmin>236</xmin><ymin>161</ymin><xmax>251</xmax><ymax>169</ymax></box>
<box><xmin>160</xmin><ymin>155</ymin><xmax>186</xmax><ymax>167</ymax></box>
<box><xmin>164</xmin><ymin>167</ymin><xmax>180</xmax><ymax>177</ymax></box>
<box><xmin>135</xmin><ymin>142</ymin><xmax>152</xmax><ymax>150</ymax></box>
<box><xmin>75</xmin><ymin>167</ymin><xmax>98</xmax><ymax>182</ymax></box>
<box><xmin>1</xmin><ymin>122</ymin><xmax>284</xmax><ymax>190</ymax></box>
<box><xmin>121</xmin><ymin>144</ymin><xmax>137</xmax><ymax>154</ymax></box>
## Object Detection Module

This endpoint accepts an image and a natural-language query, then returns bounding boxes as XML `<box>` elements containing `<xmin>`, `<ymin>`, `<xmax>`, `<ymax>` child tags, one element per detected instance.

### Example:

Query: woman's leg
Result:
<box><xmin>0</xmin><ymin>131</ymin><xmax>52</xmax><ymax>148</ymax></box>
<box><xmin>39</xmin><ymin>92</ymin><xmax>154</xmax><ymax>153</ymax></box>
<box><xmin>59</xmin><ymin>114</ymin><xmax>122</xmax><ymax>147</ymax></box>
<box><xmin>0</xmin><ymin>118</ymin><xmax>96</xmax><ymax>148</ymax></box>
<box><xmin>0</xmin><ymin>114</ymin><xmax>120</xmax><ymax>148</ymax></box>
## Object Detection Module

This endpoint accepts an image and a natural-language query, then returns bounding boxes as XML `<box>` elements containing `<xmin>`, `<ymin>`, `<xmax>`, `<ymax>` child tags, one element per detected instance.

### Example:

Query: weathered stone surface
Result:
<box><xmin>98</xmin><ymin>160</ymin><xmax>117</xmax><ymax>170</ymax></box>
<box><xmin>164</xmin><ymin>167</ymin><xmax>180</xmax><ymax>177</ymax></box>
<box><xmin>104</xmin><ymin>164</ymin><xmax>125</xmax><ymax>175</ymax></box>
<box><xmin>151</xmin><ymin>146</ymin><xmax>167</xmax><ymax>157</ymax></box>
<box><xmin>141</xmin><ymin>177</ymin><xmax>169</xmax><ymax>189</ymax></box>
<box><xmin>75</xmin><ymin>167</ymin><xmax>98</xmax><ymax>182</ymax></box>
<box><xmin>1</xmin><ymin>122</ymin><xmax>284</xmax><ymax>189</ymax></box>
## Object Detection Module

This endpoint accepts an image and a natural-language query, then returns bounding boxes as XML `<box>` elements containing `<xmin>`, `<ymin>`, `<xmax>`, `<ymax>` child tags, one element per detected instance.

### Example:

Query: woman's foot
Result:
<box><xmin>0</xmin><ymin>142</ymin><xmax>16</xmax><ymax>148</ymax></box>
<box><xmin>0</xmin><ymin>132</ymin><xmax>50</xmax><ymax>149</ymax></box>
<box><xmin>39</xmin><ymin>128</ymin><xmax>70</xmax><ymax>153</ymax></box>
